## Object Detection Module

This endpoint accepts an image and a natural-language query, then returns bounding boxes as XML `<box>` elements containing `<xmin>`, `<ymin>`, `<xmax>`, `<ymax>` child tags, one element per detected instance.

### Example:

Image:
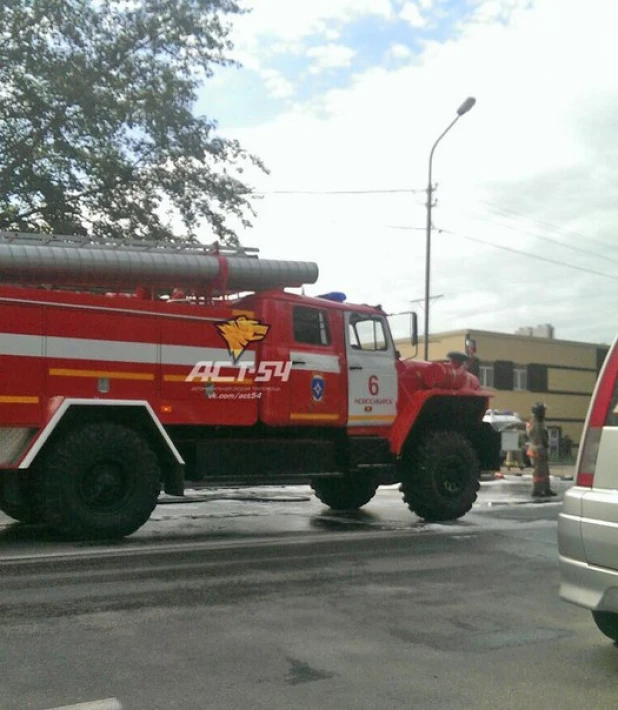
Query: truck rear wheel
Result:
<box><xmin>311</xmin><ymin>476</ymin><xmax>378</xmax><ymax>510</ymax></box>
<box><xmin>37</xmin><ymin>422</ymin><xmax>161</xmax><ymax>539</ymax></box>
<box><xmin>0</xmin><ymin>475</ymin><xmax>41</xmax><ymax>524</ymax></box>
<box><xmin>400</xmin><ymin>431</ymin><xmax>480</xmax><ymax>521</ymax></box>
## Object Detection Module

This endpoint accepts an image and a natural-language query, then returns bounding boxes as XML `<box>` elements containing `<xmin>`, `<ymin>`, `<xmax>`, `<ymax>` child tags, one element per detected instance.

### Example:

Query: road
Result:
<box><xmin>1</xmin><ymin>472</ymin><xmax>616</xmax><ymax>710</ymax></box>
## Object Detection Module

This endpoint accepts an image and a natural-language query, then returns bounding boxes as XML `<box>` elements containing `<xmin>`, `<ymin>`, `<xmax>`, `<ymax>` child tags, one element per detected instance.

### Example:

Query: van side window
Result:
<box><xmin>293</xmin><ymin>306</ymin><xmax>331</xmax><ymax>346</ymax></box>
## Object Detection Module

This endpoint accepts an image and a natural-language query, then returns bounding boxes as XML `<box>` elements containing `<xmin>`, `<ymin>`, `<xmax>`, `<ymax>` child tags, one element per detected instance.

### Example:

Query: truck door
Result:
<box><xmin>345</xmin><ymin>312</ymin><xmax>398</xmax><ymax>427</ymax></box>
<box><xmin>287</xmin><ymin>305</ymin><xmax>346</xmax><ymax>426</ymax></box>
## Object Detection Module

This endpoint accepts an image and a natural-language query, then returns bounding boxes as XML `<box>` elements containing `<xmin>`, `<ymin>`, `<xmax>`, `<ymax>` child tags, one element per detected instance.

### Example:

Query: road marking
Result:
<box><xmin>45</xmin><ymin>699</ymin><xmax>122</xmax><ymax>710</ymax></box>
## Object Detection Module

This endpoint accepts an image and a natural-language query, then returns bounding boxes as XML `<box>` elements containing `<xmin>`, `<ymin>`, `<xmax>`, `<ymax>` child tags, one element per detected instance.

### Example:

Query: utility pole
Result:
<box><xmin>409</xmin><ymin>294</ymin><xmax>444</xmax><ymax>310</ymax></box>
<box><xmin>423</xmin><ymin>97</ymin><xmax>476</xmax><ymax>360</ymax></box>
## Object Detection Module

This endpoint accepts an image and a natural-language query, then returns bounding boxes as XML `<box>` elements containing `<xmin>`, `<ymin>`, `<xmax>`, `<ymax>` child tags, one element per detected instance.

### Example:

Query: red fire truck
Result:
<box><xmin>0</xmin><ymin>232</ymin><xmax>500</xmax><ymax>539</ymax></box>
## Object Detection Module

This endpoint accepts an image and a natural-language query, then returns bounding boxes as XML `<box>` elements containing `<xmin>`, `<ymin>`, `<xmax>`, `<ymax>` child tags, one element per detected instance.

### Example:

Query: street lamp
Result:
<box><xmin>423</xmin><ymin>96</ymin><xmax>476</xmax><ymax>360</ymax></box>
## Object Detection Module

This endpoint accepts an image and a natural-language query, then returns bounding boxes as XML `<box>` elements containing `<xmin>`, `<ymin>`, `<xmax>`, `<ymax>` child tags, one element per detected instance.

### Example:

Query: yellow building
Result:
<box><xmin>396</xmin><ymin>326</ymin><xmax>610</xmax><ymax>451</ymax></box>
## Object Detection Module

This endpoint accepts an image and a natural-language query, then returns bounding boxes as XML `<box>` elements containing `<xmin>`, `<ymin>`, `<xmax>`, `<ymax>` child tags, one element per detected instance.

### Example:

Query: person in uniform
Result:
<box><xmin>526</xmin><ymin>401</ymin><xmax>557</xmax><ymax>497</ymax></box>
<box><xmin>504</xmin><ymin>426</ymin><xmax>525</xmax><ymax>471</ymax></box>
<box><xmin>447</xmin><ymin>351</ymin><xmax>470</xmax><ymax>369</ymax></box>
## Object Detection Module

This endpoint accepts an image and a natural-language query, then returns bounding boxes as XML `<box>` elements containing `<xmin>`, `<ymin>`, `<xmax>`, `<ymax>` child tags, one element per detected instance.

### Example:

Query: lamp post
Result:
<box><xmin>423</xmin><ymin>96</ymin><xmax>476</xmax><ymax>360</ymax></box>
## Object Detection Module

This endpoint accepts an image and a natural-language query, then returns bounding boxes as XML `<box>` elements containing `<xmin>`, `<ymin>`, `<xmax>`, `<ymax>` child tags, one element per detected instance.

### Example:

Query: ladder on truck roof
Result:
<box><xmin>0</xmin><ymin>230</ymin><xmax>260</xmax><ymax>258</ymax></box>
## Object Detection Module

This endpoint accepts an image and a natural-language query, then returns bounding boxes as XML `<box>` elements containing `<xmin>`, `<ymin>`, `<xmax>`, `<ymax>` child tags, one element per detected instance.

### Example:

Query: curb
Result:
<box><xmin>494</xmin><ymin>466</ymin><xmax>575</xmax><ymax>480</ymax></box>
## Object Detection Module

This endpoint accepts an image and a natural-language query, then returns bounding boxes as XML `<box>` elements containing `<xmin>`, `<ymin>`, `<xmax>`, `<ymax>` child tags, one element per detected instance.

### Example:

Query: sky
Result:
<box><xmin>197</xmin><ymin>0</ymin><xmax>618</xmax><ymax>345</ymax></box>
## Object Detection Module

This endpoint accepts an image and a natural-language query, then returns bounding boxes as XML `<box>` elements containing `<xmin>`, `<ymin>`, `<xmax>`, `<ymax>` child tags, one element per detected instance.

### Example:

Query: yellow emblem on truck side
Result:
<box><xmin>216</xmin><ymin>315</ymin><xmax>270</xmax><ymax>364</ymax></box>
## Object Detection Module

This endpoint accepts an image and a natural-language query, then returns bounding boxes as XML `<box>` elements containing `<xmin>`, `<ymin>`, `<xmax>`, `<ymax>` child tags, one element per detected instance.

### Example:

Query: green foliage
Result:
<box><xmin>0</xmin><ymin>0</ymin><xmax>266</xmax><ymax>245</ymax></box>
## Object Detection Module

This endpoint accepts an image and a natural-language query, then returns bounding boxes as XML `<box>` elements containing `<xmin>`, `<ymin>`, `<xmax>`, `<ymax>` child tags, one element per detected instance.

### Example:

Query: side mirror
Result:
<box><xmin>411</xmin><ymin>312</ymin><xmax>418</xmax><ymax>347</ymax></box>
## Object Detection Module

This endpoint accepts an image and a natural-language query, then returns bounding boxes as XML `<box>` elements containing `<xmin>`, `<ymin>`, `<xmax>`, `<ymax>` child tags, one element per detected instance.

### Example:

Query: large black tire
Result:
<box><xmin>400</xmin><ymin>431</ymin><xmax>480</xmax><ymax>521</ymax></box>
<box><xmin>592</xmin><ymin>611</ymin><xmax>618</xmax><ymax>642</ymax></box>
<box><xmin>0</xmin><ymin>475</ymin><xmax>41</xmax><ymax>524</ymax></box>
<box><xmin>311</xmin><ymin>476</ymin><xmax>379</xmax><ymax>511</ymax></box>
<box><xmin>37</xmin><ymin>423</ymin><xmax>161</xmax><ymax>539</ymax></box>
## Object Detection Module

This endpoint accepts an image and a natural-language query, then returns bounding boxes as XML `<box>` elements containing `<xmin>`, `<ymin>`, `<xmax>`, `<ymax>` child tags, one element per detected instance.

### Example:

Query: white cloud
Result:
<box><xmin>387</xmin><ymin>43</ymin><xmax>414</xmax><ymax>60</ymax></box>
<box><xmin>268</xmin><ymin>40</ymin><xmax>307</xmax><ymax>57</ymax></box>
<box><xmin>400</xmin><ymin>1</ymin><xmax>426</xmax><ymax>27</ymax></box>
<box><xmin>230</xmin><ymin>0</ymin><xmax>392</xmax><ymax>91</ymax></box>
<box><xmin>324</xmin><ymin>28</ymin><xmax>342</xmax><ymax>41</ymax></box>
<box><xmin>259</xmin><ymin>69</ymin><xmax>295</xmax><ymax>99</ymax></box>
<box><xmin>223</xmin><ymin>0</ymin><xmax>618</xmax><ymax>344</ymax></box>
<box><xmin>234</xmin><ymin>0</ymin><xmax>392</xmax><ymax>47</ymax></box>
<box><xmin>472</xmin><ymin>0</ymin><xmax>534</xmax><ymax>25</ymax></box>
<box><xmin>307</xmin><ymin>44</ymin><xmax>357</xmax><ymax>73</ymax></box>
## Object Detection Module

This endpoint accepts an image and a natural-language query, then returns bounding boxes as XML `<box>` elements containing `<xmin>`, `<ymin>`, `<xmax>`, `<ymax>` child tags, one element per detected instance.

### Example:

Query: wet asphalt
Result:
<box><xmin>2</xmin><ymin>471</ymin><xmax>616</xmax><ymax>710</ymax></box>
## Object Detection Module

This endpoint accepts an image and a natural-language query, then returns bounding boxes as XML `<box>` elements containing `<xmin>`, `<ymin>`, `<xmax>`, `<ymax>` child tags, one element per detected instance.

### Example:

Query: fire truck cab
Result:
<box><xmin>0</xmin><ymin>232</ymin><xmax>500</xmax><ymax>539</ymax></box>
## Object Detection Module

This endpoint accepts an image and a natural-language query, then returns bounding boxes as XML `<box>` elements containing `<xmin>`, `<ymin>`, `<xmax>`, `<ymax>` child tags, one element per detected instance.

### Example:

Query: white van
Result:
<box><xmin>558</xmin><ymin>335</ymin><xmax>618</xmax><ymax>641</ymax></box>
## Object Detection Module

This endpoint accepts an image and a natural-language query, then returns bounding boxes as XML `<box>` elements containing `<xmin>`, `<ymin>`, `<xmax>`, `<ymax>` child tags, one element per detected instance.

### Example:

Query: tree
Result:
<box><xmin>0</xmin><ymin>0</ymin><xmax>265</xmax><ymax>245</ymax></box>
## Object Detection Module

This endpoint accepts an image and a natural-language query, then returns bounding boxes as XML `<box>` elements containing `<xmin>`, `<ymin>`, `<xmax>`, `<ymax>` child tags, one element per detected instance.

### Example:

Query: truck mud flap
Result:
<box><xmin>467</xmin><ymin>422</ymin><xmax>502</xmax><ymax>472</ymax></box>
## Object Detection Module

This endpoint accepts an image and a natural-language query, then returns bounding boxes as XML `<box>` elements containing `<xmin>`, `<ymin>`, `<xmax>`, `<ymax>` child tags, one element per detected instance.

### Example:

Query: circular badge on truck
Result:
<box><xmin>312</xmin><ymin>375</ymin><xmax>325</xmax><ymax>402</ymax></box>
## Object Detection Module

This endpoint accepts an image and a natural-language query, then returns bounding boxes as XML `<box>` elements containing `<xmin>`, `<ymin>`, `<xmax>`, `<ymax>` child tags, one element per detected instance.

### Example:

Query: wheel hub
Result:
<box><xmin>80</xmin><ymin>461</ymin><xmax>130</xmax><ymax>510</ymax></box>
<box><xmin>438</xmin><ymin>456</ymin><xmax>467</xmax><ymax>497</ymax></box>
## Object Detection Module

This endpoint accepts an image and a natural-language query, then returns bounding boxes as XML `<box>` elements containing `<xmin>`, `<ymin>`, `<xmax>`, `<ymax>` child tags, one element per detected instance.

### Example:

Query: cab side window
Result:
<box><xmin>293</xmin><ymin>306</ymin><xmax>331</xmax><ymax>346</ymax></box>
<box><xmin>349</xmin><ymin>316</ymin><xmax>388</xmax><ymax>351</ymax></box>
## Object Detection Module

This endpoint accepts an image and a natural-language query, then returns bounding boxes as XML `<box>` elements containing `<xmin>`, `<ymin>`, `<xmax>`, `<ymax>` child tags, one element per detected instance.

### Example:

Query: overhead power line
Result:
<box><xmin>386</xmin><ymin>223</ymin><xmax>618</xmax><ymax>281</ymax></box>
<box><xmin>257</xmin><ymin>187</ymin><xmax>615</xmax><ymax>252</ymax></box>
<box><xmin>255</xmin><ymin>188</ymin><xmax>425</xmax><ymax>196</ymax></box>
<box><xmin>478</xmin><ymin>198</ymin><xmax>618</xmax><ymax>252</ymax></box>
<box><xmin>436</xmin><ymin>227</ymin><xmax>618</xmax><ymax>282</ymax></box>
<box><xmin>382</xmin><ymin>225</ymin><xmax>427</xmax><ymax>231</ymax></box>
<box><xmin>253</xmin><ymin>185</ymin><xmax>616</xmax><ymax>262</ymax></box>
<box><xmin>461</xmin><ymin>211</ymin><xmax>617</xmax><ymax>265</ymax></box>
<box><xmin>255</xmin><ymin>187</ymin><xmax>615</xmax><ymax>249</ymax></box>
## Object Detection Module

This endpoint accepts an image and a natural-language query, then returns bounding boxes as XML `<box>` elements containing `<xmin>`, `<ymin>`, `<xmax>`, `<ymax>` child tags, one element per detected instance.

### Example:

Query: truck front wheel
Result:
<box><xmin>400</xmin><ymin>431</ymin><xmax>480</xmax><ymax>521</ymax></box>
<box><xmin>311</xmin><ymin>476</ymin><xmax>378</xmax><ymax>511</ymax></box>
<box><xmin>37</xmin><ymin>422</ymin><xmax>161</xmax><ymax>539</ymax></box>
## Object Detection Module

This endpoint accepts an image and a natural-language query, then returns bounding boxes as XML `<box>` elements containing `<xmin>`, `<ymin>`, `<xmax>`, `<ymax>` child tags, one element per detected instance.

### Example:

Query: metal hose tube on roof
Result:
<box><xmin>226</xmin><ymin>258</ymin><xmax>319</xmax><ymax>290</ymax></box>
<box><xmin>0</xmin><ymin>244</ymin><xmax>319</xmax><ymax>290</ymax></box>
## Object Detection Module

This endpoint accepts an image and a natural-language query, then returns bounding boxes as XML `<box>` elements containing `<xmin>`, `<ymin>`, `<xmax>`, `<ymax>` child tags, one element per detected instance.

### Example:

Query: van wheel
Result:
<box><xmin>311</xmin><ymin>476</ymin><xmax>378</xmax><ymax>510</ymax></box>
<box><xmin>401</xmin><ymin>431</ymin><xmax>480</xmax><ymax>521</ymax></box>
<box><xmin>592</xmin><ymin>611</ymin><xmax>618</xmax><ymax>642</ymax></box>
<box><xmin>38</xmin><ymin>423</ymin><xmax>161</xmax><ymax>539</ymax></box>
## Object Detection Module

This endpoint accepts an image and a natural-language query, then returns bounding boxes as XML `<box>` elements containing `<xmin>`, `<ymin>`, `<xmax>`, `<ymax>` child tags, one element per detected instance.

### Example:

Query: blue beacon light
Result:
<box><xmin>317</xmin><ymin>292</ymin><xmax>347</xmax><ymax>302</ymax></box>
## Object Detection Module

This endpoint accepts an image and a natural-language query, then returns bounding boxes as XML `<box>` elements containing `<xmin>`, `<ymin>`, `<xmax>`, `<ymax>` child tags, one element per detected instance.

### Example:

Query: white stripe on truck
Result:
<box><xmin>47</xmin><ymin>335</ymin><xmax>157</xmax><ymax>364</ymax></box>
<box><xmin>0</xmin><ymin>333</ymin><xmax>255</xmax><ymax>367</ymax></box>
<box><xmin>289</xmin><ymin>350</ymin><xmax>340</xmax><ymax>373</ymax></box>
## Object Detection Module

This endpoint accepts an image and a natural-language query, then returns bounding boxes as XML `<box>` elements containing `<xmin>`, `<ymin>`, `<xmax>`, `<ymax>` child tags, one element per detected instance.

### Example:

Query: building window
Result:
<box><xmin>293</xmin><ymin>307</ymin><xmax>331</xmax><ymax>346</ymax></box>
<box><xmin>479</xmin><ymin>363</ymin><xmax>494</xmax><ymax>388</ymax></box>
<box><xmin>514</xmin><ymin>366</ymin><xmax>527</xmax><ymax>391</ymax></box>
<box><xmin>527</xmin><ymin>363</ymin><xmax>548</xmax><ymax>393</ymax></box>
